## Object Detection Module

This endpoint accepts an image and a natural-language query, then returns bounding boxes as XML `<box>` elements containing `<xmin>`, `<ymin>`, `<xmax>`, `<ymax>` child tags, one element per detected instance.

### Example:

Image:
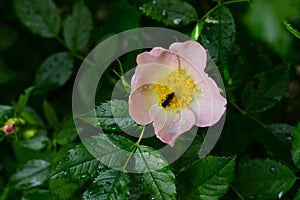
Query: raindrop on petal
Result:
<box><xmin>172</xmin><ymin>113</ymin><xmax>180</xmax><ymax>122</ymax></box>
<box><xmin>180</xmin><ymin>119</ymin><xmax>187</xmax><ymax>126</ymax></box>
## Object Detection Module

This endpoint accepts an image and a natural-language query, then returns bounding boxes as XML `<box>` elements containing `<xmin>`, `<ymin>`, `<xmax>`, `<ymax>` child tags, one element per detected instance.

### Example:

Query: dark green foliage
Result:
<box><xmin>233</xmin><ymin>159</ymin><xmax>296</xmax><ymax>199</ymax></box>
<box><xmin>135</xmin><ymin>146</ymin><xmax>176</xmax><ymax>200</ymax></box>
<box><xmin>83</xmin><ymin>168</ymin><xmax>130</xmax><ymax>200</ymax></box>
<box><xmin>292</xmin><ymin>123</ymin><xmax>300</xmax><ymax>169</ymax></box>
<box><xmin>78</xmin><ymin>99</ymin><xmax>139</xmax><ymax>133</ymax></box>
<box><xmin>34</xmin><ymin>52</ymin><xmax>74</xmax><ymax>95</ymax></box>
<box><xmin>9</xmin><ymin>160</ymin><xmax>51</xmax><ymax>190</ymax></box>
<box><xmin>200</xmin><ymin>6</ymin><xmax>235</xmax><ymax>69</ymax></box>
<box><xmin>63</xmin><ymin>0</ymin><xmax>93</xmax><ymax>51</ymax></box>
<box><xmin>1</xmin><ymin>0</ymin><xmax>300</xmax><ymax>199</ymax></box>
<box><xmin>140</xmin><ymin>0</ymin><xmax>198</xmax><ymax>27</ymax></box>
<box><xmin>14</xmin><ymin>0</ymin><xmax>60</xmax><ymax>38</ymax></box>
<box><xmin>179</xmin><ymin>156</ymin><xmax>235</xmax><ymax>199</ymax></box>
<box><xmin>241</xmin><ymin>67</ymin><xmax>289</xmax><ymax>113</ymax></box>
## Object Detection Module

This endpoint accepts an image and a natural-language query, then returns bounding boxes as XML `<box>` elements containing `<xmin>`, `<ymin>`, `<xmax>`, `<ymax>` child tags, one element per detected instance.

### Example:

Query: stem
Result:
<box><xmin>231</xmin><ymin>185</ymin><xmax>245</xmax><ymax>200</ymax></box>
<box><xmin>116</xmin><ymin>59</ymin><xmax>131</xmax><ymax>92</ymax></box>
<box><xmin>200</xmin><ymin>0</ymin><xmax>250</xmax><ymax>21</ymax></box>
<box><xmin>122</xmin><ymin>126</ymin><xmax>145</xmax><ymax>170</ymax></box>
<box><xmin>55</xmin><ymin>36</ymin><xmax>94</xmax><ymax>66</ymax></box>
<box><xmin>228</xmin><ymin>98</ymin><xmax>268</xmax><ymax>129</ymax></box>
<box><xmin>135</xmin><ymin>125</ymin><xmax>146</xmax><ymax>146</ymax></box>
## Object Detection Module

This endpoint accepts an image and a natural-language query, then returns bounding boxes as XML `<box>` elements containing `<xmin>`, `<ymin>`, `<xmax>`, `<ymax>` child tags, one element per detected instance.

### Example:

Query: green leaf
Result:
<box><xmin>191</xmin><ymin>21</ymin><xmax>204</xmax><ymax>41</ymax></box>
<box><xmin>43</xmin><ymin>100</ymin><xmax>58</xmax><ymax>126</ymax></box>
<box><xmin>135</xmin><ymin>145</ymin><xmax>176</xmax><ymax>200</ymax></box>
<box><xmin>50</xmin><ymin>143</ymin><xmax>101</xmax><ymax>181</ymax></box>
<box><xmin>268</xmin><ymin>123</ymin><xmax>294</xmax><ymax>144</ymax></box>
<box><xmin>55</xmin><ymin>119</ymin><xmax>78</xmax><ymax>145</ymax></box>
<box><xmin>179</xmin><ymin>156</ymin><xmax>235</xmax><ymax>199</ymax></box>
<box><xmin>244</xmin><ymin>0</ymin><xmax>298</xmax><ymax>57</ymax></box>
<box><xmin>22</xmin><ymin>190</ymin><xmax>58</xmax><ymax>200</ymax></box>
<box><xmin>52</xmin><ymin>134</ymin><xmax>135</xmax><ymax>181</ymax></box>
<box><xmin>291</xmin><ymin>123</ymin><xmax>300</xmax><ymax>169</ymax></box>
<box><xmin>200</xmin><ymin>6</ymin><xmax>235</xmax><ymax>68</ymax></box>
<box><xmin>63</xmin><ymin>0</ymin><xmax>93</xmax><ymax>51</ymax></box>
<box><xmin>15</xmin><ymin>87</ymin><xmax>33</xmax><ymax>113</ymax></box>
<box><xmin>294</xmin><ymin>188</ymin><xmax>300</xmax><ymax>200</ymax></box>
<box><xmin>14</xmin><ymin>0</ymin><xmax>60</xmax><ymax>38</ymax></box>
<box><xmin>34</xmin><ymin>52</ymin><xmax>74</xmax><ymax>95</ymax></box>
<box><xmin>17</xmin><ymin>133</ymin><xmax>50</xmax><ymax>150</ymax></box>
<box><xmin>263</xmin><ymin>123</ymin><xmax>295</xmax><ymax>169</ymax></box>
<box><xmin>83</xmin><ymin>168</ymin><xmax>130</xmax><ymax>200</ymax></box>
<box><xmin>49</xmin><ymin>177</ymin><xmax>80</xmax><ymax>200</ymax></box>
<box><xmin>140</xmin><ymin>0</ymin><xmax>198</xmax><ymax>27</ymax></box>
<box><xmin>241</xmin><ymin>67</ymin><xmax>289</xmax><ymax>113</ymax></box>
<box><xmin>9</xmin><ymin>160</ymin><xmax>51</xmax><ymax>190</ymax></box>
<box><xmin>233</xmin><ymin>159</ymin><xmax>296</xmax><ymax>199</ymax></box>
<box><xmin>284</xmin><ymin>21</ymin><xmax>300</xmax><ymax>40</ymax></box>
<box><xmin>0</xmin><ymin>105</ymin><xmax>13</xmax><ymax>116</ymax></box>
<box><xmin>83</xmin><ymin>134</ymin><xmax>135</xmax><ymax>169</ymax></box>
<box><xmin>0</xmin><ymin>26</ymin><xmax>19</xmax><ymax>50</ymax></box>
<box><xmin>0</xmin><ymin>105</ymin><xmax>14</xmax><ymax>123</ymax></box>
<box><xmin>78</xmin><ymin>99</ymin><xmax>138</xmax><ymax>133</ymax></box>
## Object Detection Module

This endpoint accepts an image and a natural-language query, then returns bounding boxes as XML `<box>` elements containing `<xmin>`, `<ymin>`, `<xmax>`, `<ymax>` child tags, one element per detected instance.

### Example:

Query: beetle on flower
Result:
<box><xmin>128</xmin><ymin>40</ymin><xmax>226</xmax><ymax>146</ymax></box>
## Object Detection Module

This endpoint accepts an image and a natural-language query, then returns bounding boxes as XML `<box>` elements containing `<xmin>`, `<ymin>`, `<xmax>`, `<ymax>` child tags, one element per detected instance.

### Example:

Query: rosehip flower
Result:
<box><xmin>129</xmin><ymin>41</ymin><xmax>226</xmax><ymax>146</ymax></box>
<box><xmin>3</xmin><ymin>123</ymin><xmax>15</xmax><ymax>135</ymax></box>
<box><xmin>1</xmin><ymin>118</ymin><xmax>25</xmax><ymax>135</ymax></box>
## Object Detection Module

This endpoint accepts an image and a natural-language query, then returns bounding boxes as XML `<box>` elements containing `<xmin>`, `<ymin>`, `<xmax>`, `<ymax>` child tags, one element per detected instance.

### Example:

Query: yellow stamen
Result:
<box><xmin>151</xmin><ymin>69</ymin><xmax>197</xmax><ymax>112</ymax></box>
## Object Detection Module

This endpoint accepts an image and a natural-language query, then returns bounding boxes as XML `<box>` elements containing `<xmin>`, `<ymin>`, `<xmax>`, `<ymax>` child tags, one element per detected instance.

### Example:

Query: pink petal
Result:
<box><xmin>129</xmin><ymin>85</ymin><xmax>157</xmax><ymax>125</ymax></box>
<box><xmin>149</xmin><ymin>105</ymin><xmax>195</xmax><ymax>147</ymax></box>
<box><xmin>4</xmin><ymin>123</ymin><xmax>14</xmax><ymax>134</ymax></box>
<box><xmin>131</xmin><ymin>63</ymin><xmax>172</xmax><ymax>92</ymax></box>
<box><xmin>169</xmin><ymin>40</ymin><xmax>207</xmax><ymax>71</ymax></box>
<box><xmin>137</xmin><ymin>47</ymin><xmax>179</xmax><ymax>70</ymax></box>
<box><xmin>189</xmin><ymin>77</ymin><xmax>227</xmax><ymax>127</ymax></box>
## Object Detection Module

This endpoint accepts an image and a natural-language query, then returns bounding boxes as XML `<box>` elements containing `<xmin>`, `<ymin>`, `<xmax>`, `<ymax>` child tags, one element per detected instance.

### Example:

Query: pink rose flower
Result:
<box><xmin>129</xmin><ymin>40</ymin><xmax>226</xmax><ymax>146</ymax></box>
<box><xmin>3</xmin><ymin>123</ymin><xmax>15</xmax><ymax>135</ymax></box>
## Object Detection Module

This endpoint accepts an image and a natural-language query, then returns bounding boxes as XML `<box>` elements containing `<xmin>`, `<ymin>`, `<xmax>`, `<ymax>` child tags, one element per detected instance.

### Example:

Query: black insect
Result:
<box><xmin>161</xmin><ymin>92</ymin><xmax>175</xmax><ymax>108</ymax></box>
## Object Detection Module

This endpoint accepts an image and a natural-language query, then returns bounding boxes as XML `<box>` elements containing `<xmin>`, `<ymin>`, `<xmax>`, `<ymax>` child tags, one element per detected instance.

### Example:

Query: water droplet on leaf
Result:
<box><xmin>173</xmin><ymin>18</ymin><xmax>182</xmax><ymax>25</ymax></box>
<box><xmin>269</xmin><ymin>165</ymin><xmax>276</xmax><ymax>174</ymax></box>
<box><xmin>278</xmin><ymin>191</ymin><xmax>284</xmax><ymax>199</ymax></box>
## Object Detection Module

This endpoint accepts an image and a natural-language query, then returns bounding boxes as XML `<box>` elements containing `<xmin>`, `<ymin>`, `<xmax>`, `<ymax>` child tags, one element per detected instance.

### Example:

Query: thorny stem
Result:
<box><xmin>200</xmin><ymin>0</ymin><xmax>250</xmax><ymax>22</ymax></box>
<box><xmin>122</xmin><ymin>126</ymin><xmax>146</xmax><ymax>170</ymax></box>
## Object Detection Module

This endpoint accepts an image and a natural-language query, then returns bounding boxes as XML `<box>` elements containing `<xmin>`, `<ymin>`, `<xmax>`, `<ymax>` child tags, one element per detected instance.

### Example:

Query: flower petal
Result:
<box><xmin>149</xmin><ymin>105</ymin><xmax>195</xmax><ymax>147</ymax></box>
<box><xmin>129</xmin><ymin>85</ymin><xmax>156</xmax><ymax>125</ymax></box>
<box><xmin>137</xmin><ymin>47</ymin><xmax>179</xmax><ymax>70</ymax></box>
<box><xmin>131</xmin><ymin>63</ymin><xmax>172</xmax><ymax>92</ymax></box>
<box><xmin>189</xmin><ymin>77</ymin><xmax>226</xmax><ymax>127</ymax></box>
<box><xmin>169</xmin><ymin>40</ymin><xmax>207</xmax><ymax>71</ymax></box>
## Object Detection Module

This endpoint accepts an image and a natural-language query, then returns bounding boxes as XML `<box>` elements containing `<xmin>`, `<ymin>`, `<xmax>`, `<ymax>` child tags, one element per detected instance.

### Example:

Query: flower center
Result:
<box><xmin>152</xmin><ymin>69</ymin><xmax>197</xmax><ymax>112</ymax></box>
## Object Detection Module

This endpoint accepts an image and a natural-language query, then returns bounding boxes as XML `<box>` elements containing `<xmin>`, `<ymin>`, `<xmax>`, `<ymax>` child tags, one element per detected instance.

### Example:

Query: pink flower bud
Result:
<box><xmin>3</xmin><ymin>123</ymin><xmax>15</xmax><ymax>135</ymax></box>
